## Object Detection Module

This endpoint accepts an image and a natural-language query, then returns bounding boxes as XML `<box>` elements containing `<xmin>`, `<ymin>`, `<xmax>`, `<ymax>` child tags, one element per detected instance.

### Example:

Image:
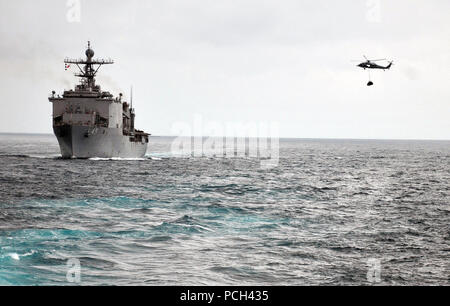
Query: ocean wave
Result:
<box><xmin>0</xmin><ymin>154</ymin><xmax>61</xmax><ymax>159</ymax></box>
<box><xmin>88</xmin><ymin>157</ymin><xmax>147</xmax><ymax>161</ymax></box>
<box><xmin>0</xmin><ymin>250</ymin><xmax>37</xmax><ymax>261</ymax></box>
<box><xmin>1</xmin><ymin>136</ymin><xmax>449</xmax><ymax>285</ymax></box>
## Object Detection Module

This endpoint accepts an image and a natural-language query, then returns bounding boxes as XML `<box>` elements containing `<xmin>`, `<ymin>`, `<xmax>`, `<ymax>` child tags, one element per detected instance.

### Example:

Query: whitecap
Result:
<box><xmin>28</xmin><ymin>154</ymin><xmax>61</xmax><ymax>159</ymax></box>
<box><xmin>8</xmin><ymin>253</ymin><xmax>20</xmax><ymax>260</ymax></box>
<box><xmin>89</xmin><ymin>157</ymin><xmax>146</xmax><ymax>161</ymax></box>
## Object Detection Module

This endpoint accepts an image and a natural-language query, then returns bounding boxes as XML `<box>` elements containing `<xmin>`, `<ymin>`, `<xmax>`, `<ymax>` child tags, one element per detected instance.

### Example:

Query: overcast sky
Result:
<box><xmin>0</xmin><ymin>0</ymin><xmax>449</xmax><ymax>139</ymax></box>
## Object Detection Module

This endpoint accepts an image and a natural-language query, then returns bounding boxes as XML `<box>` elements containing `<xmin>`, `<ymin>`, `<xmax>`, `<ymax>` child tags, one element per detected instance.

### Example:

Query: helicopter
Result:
<box><xmin>357</xmin><ymin>56</ymin><xmax>393</xmax><ymax>70</ymax></box>
<box><xmin>353</xmin><ymin>56</ymin><xmax>393</xmax><ymax>86</ymax></box>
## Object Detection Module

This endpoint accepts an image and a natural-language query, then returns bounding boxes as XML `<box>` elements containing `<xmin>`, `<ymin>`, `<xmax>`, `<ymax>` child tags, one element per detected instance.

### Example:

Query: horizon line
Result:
<box><xmin>0</xmin><ymin>132</ymin><xmax>448</xmax><ymax>142</ymax></box>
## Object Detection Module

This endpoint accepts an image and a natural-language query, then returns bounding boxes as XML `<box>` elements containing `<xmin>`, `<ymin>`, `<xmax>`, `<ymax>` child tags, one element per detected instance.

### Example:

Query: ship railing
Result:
<box><xmin>63</xmin><ymin>110</ymin><xmax>97</xmax><ymax>115</ymax></box>
<box><xmin>53</xmin><ymin>121</ymin><xmax>108</xmax><ymax>128</ymax></box>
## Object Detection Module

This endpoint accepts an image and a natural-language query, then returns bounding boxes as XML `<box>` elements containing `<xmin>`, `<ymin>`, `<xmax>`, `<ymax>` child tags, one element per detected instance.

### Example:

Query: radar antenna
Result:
<box><xmin>64</xmin><ymin>41</ymin><xmax>114</xmax><ymax>89</ymax></box>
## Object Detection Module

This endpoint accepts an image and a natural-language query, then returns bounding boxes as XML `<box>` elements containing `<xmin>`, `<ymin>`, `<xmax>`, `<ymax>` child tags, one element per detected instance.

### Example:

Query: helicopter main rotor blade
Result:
<box><xmin>370</xmin><ymin>58</ymin><xmax>387</xmax><ymax>62</ymax></box>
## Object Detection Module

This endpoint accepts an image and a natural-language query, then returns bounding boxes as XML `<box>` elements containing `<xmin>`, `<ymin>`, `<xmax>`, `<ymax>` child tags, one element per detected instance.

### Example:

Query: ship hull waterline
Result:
<box><xmin>54</xmin><ymin>125</ymin><xmax>148</xmax><ymax>159</ymax></box>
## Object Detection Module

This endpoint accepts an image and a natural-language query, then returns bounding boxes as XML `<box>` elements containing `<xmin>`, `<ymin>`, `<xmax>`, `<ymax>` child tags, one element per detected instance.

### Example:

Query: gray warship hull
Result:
<box><xmin>54</xmin><ymin>125</ymin><xmax>147</xmax><ymax>159</ymax></box>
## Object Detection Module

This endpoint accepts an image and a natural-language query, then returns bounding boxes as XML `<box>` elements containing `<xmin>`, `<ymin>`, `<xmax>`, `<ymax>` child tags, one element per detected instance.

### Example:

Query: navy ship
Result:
<box><xmin>49</xmin><ymin>42</ymin><xmax>149</xmax><ymax>158</ymax></box>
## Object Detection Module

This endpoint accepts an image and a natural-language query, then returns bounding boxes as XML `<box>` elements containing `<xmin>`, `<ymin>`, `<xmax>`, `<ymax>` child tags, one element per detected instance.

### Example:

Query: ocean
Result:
<box><xmin>0</xmin><ymin>133</ymin><xmax>448</xmax><ymax>285</ymax></box>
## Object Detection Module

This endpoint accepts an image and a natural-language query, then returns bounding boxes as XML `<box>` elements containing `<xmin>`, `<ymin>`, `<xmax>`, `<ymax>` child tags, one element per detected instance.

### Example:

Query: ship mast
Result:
<box><xmin>130</xmin><ymin>85</ymin><xmax>133</xmax><ymax>109</ymax></box>
<box><xmin>64</xmin><ymin>41</ymin><xmax>114</xmax><ymax>90</ymax></box>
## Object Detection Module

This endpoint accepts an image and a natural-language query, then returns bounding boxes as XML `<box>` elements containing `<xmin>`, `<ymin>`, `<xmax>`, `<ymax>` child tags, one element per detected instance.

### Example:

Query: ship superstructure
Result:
<box><xmin>49</xmin><ymin>42</ymin><xmax>149</xmax><ymax>158</ymax></box>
